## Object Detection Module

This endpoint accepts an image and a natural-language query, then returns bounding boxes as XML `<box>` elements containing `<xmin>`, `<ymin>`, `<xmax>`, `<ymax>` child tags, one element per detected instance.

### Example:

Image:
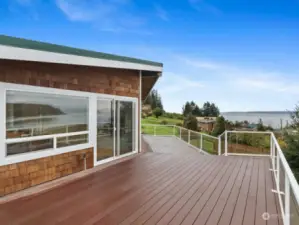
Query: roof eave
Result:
<box><xmin>0</xmin><ymin>45</ymin><xmax>163</xmax><ymax>72</ymax></box>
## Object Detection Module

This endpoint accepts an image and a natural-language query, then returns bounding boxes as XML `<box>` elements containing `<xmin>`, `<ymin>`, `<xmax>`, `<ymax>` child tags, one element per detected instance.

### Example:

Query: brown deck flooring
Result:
<box><xmin>0</xmin><ymin>137</ymin><xmax>282</xmax><ymax>225</ymax></box>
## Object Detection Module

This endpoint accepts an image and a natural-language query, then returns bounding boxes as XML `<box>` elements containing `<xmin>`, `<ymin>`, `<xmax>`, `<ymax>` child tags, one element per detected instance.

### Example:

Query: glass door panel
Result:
<box><xmin>117</xmin><ymin>101</ymin><xmax>135</xmax><ymax>155</ymax></box>
<box><xmin>97</xmin><ymin>99</ymin><xmax>114</xmax><ymax>161</ymax></box>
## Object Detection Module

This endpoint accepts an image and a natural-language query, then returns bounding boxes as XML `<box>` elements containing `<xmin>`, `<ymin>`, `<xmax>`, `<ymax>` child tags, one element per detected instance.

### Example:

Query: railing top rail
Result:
<box><xmin>271</xmin><ymin>133</ymin><xmax>299</xmax><ymax>205</ymax></box>
<box><xmin>142</xmin><ymin>124</ymin><xmax>175</xmax><ymax>127</ymax></box>
<box><xmin>201</xmin><ymin>132</ymin><xmax>218</xmax><ymax>140</ymax></box>
<box><xmin>219</xmin><ymin>132</ymin><xmax>225</xmax><ymax>137</ymax></box>
<box><xmin>6</xmin><ymin>130</ymin><xmax>89</xmax><ymax>144</ymax></box>
<box><xmin>226</xmin><ymin>130</ymin><xmax>273</xmax><ymax>134</ymax></box>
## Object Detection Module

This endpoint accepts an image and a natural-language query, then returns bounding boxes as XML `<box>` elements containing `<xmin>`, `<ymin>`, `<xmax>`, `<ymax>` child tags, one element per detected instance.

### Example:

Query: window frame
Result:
<box><xmin>0</xmin><ymin>82</ymin><xmax>138</xmax><ymax>166</ymax></box>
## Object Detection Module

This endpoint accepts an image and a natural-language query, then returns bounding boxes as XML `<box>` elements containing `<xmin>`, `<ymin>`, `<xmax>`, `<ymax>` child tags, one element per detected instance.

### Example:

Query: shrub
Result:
<box><xmin>184</xmin><ymin>115</ymin><xmax>198</xmax><ymax>131</ymax></box>
<box><xmin>160</xmin><ymin>120</ymin><xmax>168</xmax><ymax>125</ymax></box>
<box><xmin>153</xmin><ymin>107</ymin><xmax>163</xmax><ymax>118</ymax></box>
<box><xmin>176</xmin><ymin>122</ymin><xmax>183</xmax><ymax>127</ymax></box>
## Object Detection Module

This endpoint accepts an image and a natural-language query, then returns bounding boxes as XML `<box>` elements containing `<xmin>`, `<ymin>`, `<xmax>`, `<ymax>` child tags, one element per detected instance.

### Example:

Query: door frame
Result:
<box><xmin>93</xmin><ymin>95</ymin><xmax>138</xmax><ymax>167</ymax></box>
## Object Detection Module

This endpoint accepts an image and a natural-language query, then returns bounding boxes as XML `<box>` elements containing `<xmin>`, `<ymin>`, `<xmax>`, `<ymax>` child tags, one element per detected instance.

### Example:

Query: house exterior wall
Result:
<box><xmin>0</xmin><ymin>59</ymin><xmax>140</xmax><ymax>196</ymax></box>
<box><xmin>198</xmin><ymin>122</ymin><xmax>215</xmax><ymax>133</ymax></box>
<box><xmin>0</xmin><ymin>60</ymin><xmax>139</xmax><ymax>97</ymax></box>
<box><xmin>0</xmin><ymin>148</ymin><xmax>93</xmax><ymax>196</ymax></box>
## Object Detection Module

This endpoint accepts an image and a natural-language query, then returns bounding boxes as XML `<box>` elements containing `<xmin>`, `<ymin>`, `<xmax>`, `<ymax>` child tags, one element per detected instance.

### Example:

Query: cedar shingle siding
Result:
<box><xmin>0</xmin><ymin>148</ymin><xmax>93</xmax><ymax>196</ymax></box>
<box><xmin>0</xmin><ymin>60</ymin><xmax>140</xmax><ymax>98</ymax></box>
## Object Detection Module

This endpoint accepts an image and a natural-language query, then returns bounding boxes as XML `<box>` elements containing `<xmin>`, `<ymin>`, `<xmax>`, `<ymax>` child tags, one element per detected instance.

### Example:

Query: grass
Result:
<box><xmin>142</xmin><ymin>116</ymin><xmax>183</xmax><ymax>125</ymax></box>
<box><xmin>142</xmin><ymin>125</ymin><xmax>179</xmax><ymax>136</ymax></box>
<box><xmin>190</xmin><ymin>138</ymin><xmax>217</xmax><ymax>154</ymax></box>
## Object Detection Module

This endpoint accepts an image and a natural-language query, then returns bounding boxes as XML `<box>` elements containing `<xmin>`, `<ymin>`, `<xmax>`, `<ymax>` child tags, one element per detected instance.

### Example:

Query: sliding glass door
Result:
<box><xmin>96</xmin><ymin>98</ymin><xmax>136</xmax><ymax>163</ymax></box>
<box><xmin>96</xmin><ymin>99</ymin><xmax>114</xmax><ymax>161</ymax></box>
<box><xmin>117</xmin><ymin>101</ymin><xmax>135</xmax><ymax>156</ymax></box>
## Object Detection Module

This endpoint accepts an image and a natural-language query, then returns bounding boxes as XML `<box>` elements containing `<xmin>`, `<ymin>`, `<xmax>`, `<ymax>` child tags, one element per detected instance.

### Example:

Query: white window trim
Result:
<box><xmin>0</xmin><ymin>82</ymin><xmax>138</xmax><ymax>166</ymax></box>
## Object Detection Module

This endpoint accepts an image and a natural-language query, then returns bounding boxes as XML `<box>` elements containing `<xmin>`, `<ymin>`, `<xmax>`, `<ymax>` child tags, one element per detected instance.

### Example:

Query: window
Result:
<box><xmin>6</xmin><ymin>90</ymin><xmax>89</xmax><ymax>155</ymax></box>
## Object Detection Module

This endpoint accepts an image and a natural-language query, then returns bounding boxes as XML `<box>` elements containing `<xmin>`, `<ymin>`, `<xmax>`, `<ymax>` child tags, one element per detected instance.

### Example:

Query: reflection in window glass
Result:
<box><xmin>119</xmin><ymin>101</ymin><xmax>134</xmax><ymax>155</ymax></box>
<box><xmin>7</xmin><ymin>139</ymin><xmax>53</xmax><ymax>156</ymax></box>
<box><xmin>6</xmin><ymin>90</ymin><xmax>88</xmax><ymax>139</ymax></box>
<box><xmin>97</xmin><ymin>99</ymin><xmax>114</xmax><ymax>161</ymax></box>
<box><xmin>57</xmin><ymin>134</ymin><xmax>88</xmax><ymax>148</ymax></box>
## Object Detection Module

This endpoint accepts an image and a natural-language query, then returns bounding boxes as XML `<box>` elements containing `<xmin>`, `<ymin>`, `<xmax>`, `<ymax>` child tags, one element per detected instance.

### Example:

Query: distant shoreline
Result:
<box><xmin>221</xmin><ymin>111</ymin><xmax>292</xmax><ymax>114</ymax></box>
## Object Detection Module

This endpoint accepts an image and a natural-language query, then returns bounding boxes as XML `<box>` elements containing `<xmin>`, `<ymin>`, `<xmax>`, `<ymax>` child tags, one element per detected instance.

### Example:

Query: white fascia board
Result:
<box><xmin>0</xmin><ymin>45</ymin><xmax>163</xmax><ymax>72</ymax></box>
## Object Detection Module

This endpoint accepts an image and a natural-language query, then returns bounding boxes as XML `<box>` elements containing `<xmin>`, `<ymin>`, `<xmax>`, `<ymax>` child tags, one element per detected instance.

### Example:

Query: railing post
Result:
<box><xmin>284</xmin><ymin>175</ymin><xmax>290</xmax><ymax>225</ymax></box>
<box><xmin>53</xmin><ymin>137</ymin><xmax>57</xmax><ymax>149</ymax></box>
<box><xmin>270</xmin><ymin>134</ymin><xmax>273</xmax><ymax>157</ymax></box>
<box><xmin>200</xmin><ymin>134</ymin><xmax>203</xmax><ymax>150</ymax></box>
<box><xmin>225</xmin><ymin>131</ymin><xmax>228</xmax><ymax>156</ymax></box>
<box><xmin>276</xmin><ymin>153</ymin><xmax>280</xmax><ymax>192</ymax></box>
<box><xmin>188</xmin><ymin>130</ymin><xmax>190</xmax><ymax>144</ymax></box>
<box><xmin>218</xmin><ymin>136</ymin><xmax>221</xmax><ymax>155</ymax></box>
<box><xmin>154</xmin><ymin>126</ymin><xmax>156</xmax><ymax>136</ymax></box>
<box><xmin>173</xmin><ymin>126</ymin><xmax>175</xmax><ymax>136</ymax></box>
<box><xmin>180</xmin><ymin>127</ymin><xmax>182</xmax><ymax>139</ymax></box>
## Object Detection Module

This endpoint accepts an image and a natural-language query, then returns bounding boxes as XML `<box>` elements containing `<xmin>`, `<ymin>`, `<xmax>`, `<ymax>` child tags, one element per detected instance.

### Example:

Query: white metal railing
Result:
<box><xmin>142</xmin><ymin>124</ymin><xmax>299</xmax><ymax>224</ymax></box>
<box><xmin>270</xmin><ymin>133</ymin><xmax>299</xmax><ymax>225</ymax></box>
<box><xmin>142</xmin><ymin>124</ymin><xmax>218</xmax><ymax>155</ymax></box>
<box><xmin>6</xmin><ymin>131</ymin><xmax>89</xmax><ymax>154</ymax></box>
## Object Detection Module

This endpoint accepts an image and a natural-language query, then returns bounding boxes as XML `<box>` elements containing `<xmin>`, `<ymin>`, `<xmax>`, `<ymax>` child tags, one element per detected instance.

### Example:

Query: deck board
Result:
<box><xmin>0</xmin><ymin>136</ymin><xmax>281</xmax><ymax>225</ymax></box>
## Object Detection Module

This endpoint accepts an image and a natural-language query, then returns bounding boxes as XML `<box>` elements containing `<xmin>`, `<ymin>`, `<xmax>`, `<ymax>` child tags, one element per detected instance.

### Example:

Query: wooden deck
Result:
<box><xmin>0</xmin><ymin>137</ymin><xmax>282</xmax><ymax>225</ymax></box>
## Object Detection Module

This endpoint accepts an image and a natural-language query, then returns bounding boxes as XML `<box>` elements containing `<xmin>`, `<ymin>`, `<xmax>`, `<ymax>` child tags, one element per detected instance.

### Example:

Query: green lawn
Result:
<box><xmin>142</xmin><ymin>124</ymin><xmax>180</xmax><ymax>136</ymax></box>
<box><xmin>190</xmin><ymin>138</ymin><xmax>217</xmax><ymax>154</ymax></box>
<box><xmin>142</xmin><ymin>116</ymin><xmax>183</xmax><ymax>125</ymax></box>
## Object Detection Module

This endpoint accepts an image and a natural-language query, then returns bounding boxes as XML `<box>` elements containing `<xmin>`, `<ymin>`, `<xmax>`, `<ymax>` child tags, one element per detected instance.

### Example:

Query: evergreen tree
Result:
<box><xmin>202</xmin><ymin>102</ymin><xmax>220</xmax><ymax>117</ymax></box>
<box><xmin>212</xmin><ymin>116</ymin><xmax>226</xmax><ymax>136</ymax></box>
<box><xmin>144</xmin><ymin>89</ymin><xmax>164</xmax><ymax>111</ymax></box>
<box><xmin>203</xmin><ymin>102</ymin><xmax>211</xmax><ymax>117</ymax></box>
<box><xmin>182</xmin><ymin>102</ymin><xmax>192</xmax><ymax>117</ymax></box>
<box><xmin>192</xmin><ymin>105</ymin><xmax>202</xmax><ymax>116</ymax></box>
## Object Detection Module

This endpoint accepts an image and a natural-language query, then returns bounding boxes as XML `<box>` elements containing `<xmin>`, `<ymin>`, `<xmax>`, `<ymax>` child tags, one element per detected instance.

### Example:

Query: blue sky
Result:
<box><xmin>1</xmin><ymin>0</ymin><xmax>299</xmax><ymax>113</ymax></box>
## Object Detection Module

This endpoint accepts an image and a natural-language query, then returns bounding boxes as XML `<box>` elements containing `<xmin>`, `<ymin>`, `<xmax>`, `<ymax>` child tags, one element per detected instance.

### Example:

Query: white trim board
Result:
<box><xmin>0</xmin><ymin>45</ymin><xmax>163</xmax><ymax>72</ymax></box>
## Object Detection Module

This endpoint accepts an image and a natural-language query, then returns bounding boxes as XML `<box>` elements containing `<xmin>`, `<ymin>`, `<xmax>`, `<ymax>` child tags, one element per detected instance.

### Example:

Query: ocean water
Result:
<box><xmin>221</xmin><ymin>112</ymin><xmax>292</xmax><ymax>129</ymax></box>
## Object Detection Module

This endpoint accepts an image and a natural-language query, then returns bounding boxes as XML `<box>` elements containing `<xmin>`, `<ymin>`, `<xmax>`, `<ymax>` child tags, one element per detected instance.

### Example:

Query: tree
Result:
<box><xmin>182</xmin><ymin>102</ymin><xmax>192</xmax><ymax>117</ymax></box>
<box><xmin>184</xmin><ymin>114</ymin><xmax>198</xmax><ymax>131</ymax></box>
<box><xmin>212</xmin><ymin>116</ymin><xmax>226</xmax><ymax>136</ymax></box>
<box><xmin>257</xmin><ymin>118</ymin><xmax>266</xmax><ymax>131</ymax></box>
<box><xmin>182</xmin><ymin>101</ymin><xmax>203</xmax><ymax>117</ymax></box>
<box><xmin>144</xmin><ymin>89</ymin><xmax>164</xmax><ymax>111</ymax></box>
<box><xmin>283</xmin><ymin>105</ymin><xmax>299</xmax><ymax>181</ymax></box>
<box><xmin>202</xmin><ymin>101</ymin><xmax>220</xmax><ymax>117</ymax></box>
<box><xmin>153</xmin><ymin>107</ymin><xmax>163</xmax><ymax>118</ymax></box>
<box><xmin>192</xmin><ymin>105</ymin><xmax>202</xmax><ymax>116</ymax></box>
<box><xmin>202</xmin><ymin>102</ymin><xmax>211</xmax><ymax>117</ymax></box>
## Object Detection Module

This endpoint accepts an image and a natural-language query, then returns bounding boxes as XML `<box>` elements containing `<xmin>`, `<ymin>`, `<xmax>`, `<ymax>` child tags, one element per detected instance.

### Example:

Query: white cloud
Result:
<box><xmin>55</xmin><ymin>0</ymin><xmax>102</xmax><ymax>21</ymax></box>
<box><xmin>155</xmin><ymin>54</ymin><xmax>299</xmax><ymax>112</ymax></box>
<box><xmin>55</xmin><ymin>0</ymin><xmax>148</xmax><ymax>33</ymax></box>
<box><xmin>158</xmin><ymin>72</ymin><xmax>205</xmax><ymax>95</ymax></box>
<box><xmin>234</xmin><ymin>76</ymin><xmax>299</xmax><ymax>94</ymax></box>
<box><xmin>154</xmin><ymin>4</ymin><xmax>169</xmax><ymax>21</ymax></box>
<box><xmin>177</xmin><ymin>56</ymin><xmax>223</xmax><ymax>70</ymax></box>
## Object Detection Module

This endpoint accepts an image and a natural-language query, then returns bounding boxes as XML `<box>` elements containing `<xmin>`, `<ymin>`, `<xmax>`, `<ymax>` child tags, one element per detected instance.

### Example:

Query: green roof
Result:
<box><xmin>0</xmin><ymin>35</ymin><xmax>163</xmax><ymax>67</ymax></box>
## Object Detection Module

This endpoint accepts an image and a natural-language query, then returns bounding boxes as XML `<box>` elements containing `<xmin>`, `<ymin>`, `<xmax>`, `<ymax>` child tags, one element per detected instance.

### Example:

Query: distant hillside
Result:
<box><xmin>7</xmin><ymin>103</ymin><xmax>65</xmax><ymax>118</ymax></box>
